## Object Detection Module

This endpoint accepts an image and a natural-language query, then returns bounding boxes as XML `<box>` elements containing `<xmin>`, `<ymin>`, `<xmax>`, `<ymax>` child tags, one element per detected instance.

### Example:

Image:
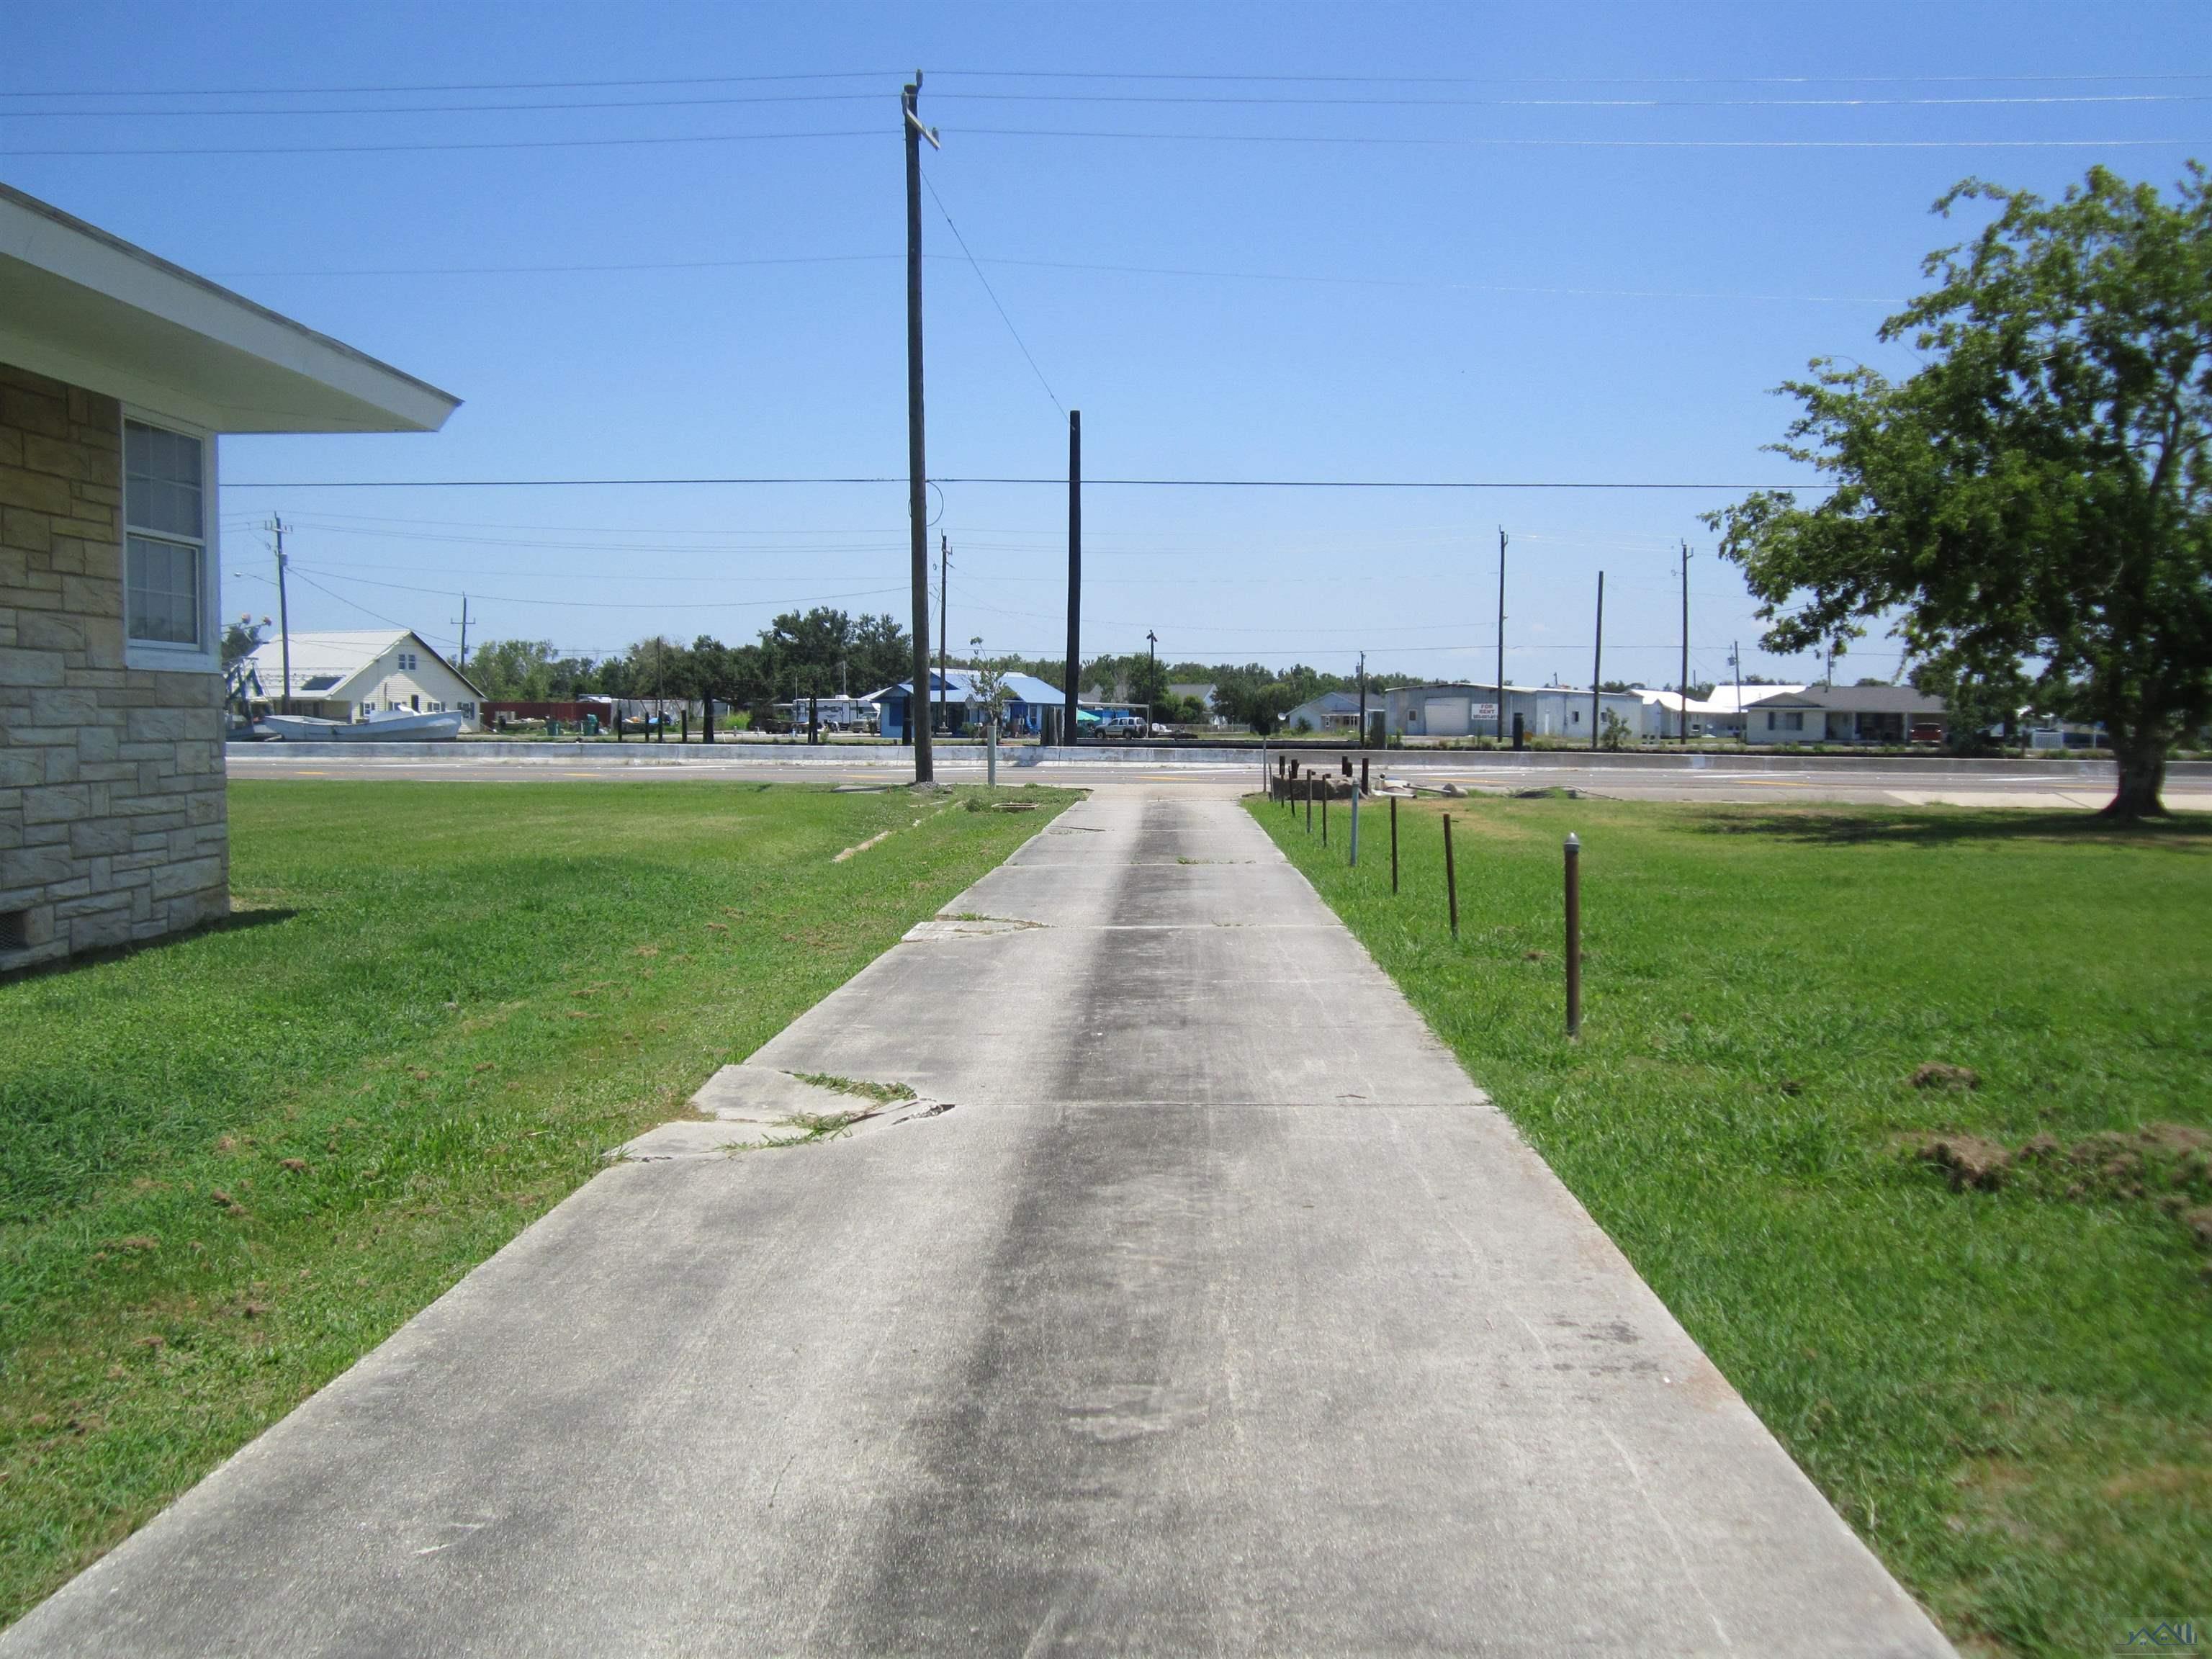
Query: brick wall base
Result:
<box><xmin>1</xmin><ymin>364</ymin><xmax>228</xmax><ymax>971</ymax></box>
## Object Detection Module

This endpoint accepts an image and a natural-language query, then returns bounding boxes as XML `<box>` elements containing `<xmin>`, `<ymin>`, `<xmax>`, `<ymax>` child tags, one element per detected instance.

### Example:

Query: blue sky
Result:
<box><xmin>6</xmin><ymin>1</ymin><xmax>2207</xmax><ymax>690</ymax></box>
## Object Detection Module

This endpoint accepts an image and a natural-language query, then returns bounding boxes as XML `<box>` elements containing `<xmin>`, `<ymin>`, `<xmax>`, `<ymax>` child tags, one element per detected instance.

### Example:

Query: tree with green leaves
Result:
<box><xmin>1707</xmin><ymin>163</ymin><xmax>2212</xmax><ymax>817</ymax></box>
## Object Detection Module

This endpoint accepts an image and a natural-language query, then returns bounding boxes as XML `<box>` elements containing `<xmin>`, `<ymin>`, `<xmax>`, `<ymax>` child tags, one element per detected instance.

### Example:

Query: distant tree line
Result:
<box><xmin>464</xmin><ymin>608</ymin><xmax>914</xmax><ymax>717</ymax></box>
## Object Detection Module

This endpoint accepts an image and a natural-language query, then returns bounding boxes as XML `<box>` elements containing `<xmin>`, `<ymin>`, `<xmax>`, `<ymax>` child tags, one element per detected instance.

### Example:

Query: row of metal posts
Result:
<box><xmin>1264</xmin><ymin>747</ymin><xmax>1582</xmax><ymax>1038</ymax></box>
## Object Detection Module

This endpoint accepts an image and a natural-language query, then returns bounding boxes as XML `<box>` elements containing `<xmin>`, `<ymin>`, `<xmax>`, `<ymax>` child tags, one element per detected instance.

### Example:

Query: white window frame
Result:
<box><xmin>122</xmin><ymin>408</ymin><xmax>219</xmax><ymax>674</ymax></box>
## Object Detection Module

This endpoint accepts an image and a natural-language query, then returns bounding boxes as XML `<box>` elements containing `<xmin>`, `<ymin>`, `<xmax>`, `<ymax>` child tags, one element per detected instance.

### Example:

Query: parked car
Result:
<box><xmin>1101</xmin><ymin>714</ymin><xmax>1145</xmax><ymax>737</ymax></box>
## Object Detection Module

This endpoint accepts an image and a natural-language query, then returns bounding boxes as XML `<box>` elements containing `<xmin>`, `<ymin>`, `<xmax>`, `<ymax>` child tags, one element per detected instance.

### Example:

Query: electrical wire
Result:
<box><xmin>14</xmin><ymin>127</ymin><xmax>2200</xmax><ymax>158</ymax></box>
<box><xmin>288</xmin><ymin>565</ymin><xmax>909</xmax><ymax>611</ymax></box>
<box><xmin>9</xmin><ymin>68</ymin><xmax>2206</xmax><ymax>99</ymax></box>
<box><xmin>1</xmin><ymin>127</ymin><xmax>883</xmax><ymax>157</ymax></box>
<box><xmin>207</xmin><ymin>248</ymin><xmax>1899</xmax><ymax>307</ymax></box>
<box><xmin>950</xmin><ymin>127</ymin><xmax>2206</xmax><ymax>150</ymax></box>
<box><xmin>9</xmin><ymin>88</ymin><xmax>2203</xmax><ymax>117</ymax></box>
<box><xmin>225</xmin><ymin>475</ymin><xmax>1815</xmax><ymax>490</ymax></box>
<box><xmin>0</xmin><ymin>71</ymin><xmax>897</xmax><ymax>98</ymax></box>
<box><xmin>920</xmin><ymin>168</ymin><xmax>1066</xmax><ymax>415</ymax></box>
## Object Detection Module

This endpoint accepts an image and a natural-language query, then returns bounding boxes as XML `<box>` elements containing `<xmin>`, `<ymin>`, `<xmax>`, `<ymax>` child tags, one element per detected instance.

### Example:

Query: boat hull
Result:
<box><xmin>256</xmin><ymin>713</ymin><xmax>464</xmax><ymax>742</ymax></box>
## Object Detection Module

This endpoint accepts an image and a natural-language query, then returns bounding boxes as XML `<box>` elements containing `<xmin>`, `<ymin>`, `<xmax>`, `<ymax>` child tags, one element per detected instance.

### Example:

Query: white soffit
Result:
<box><xmin>0</xmin><ymin>184</ymin><xmax>459</xmax><ymax>435</ymax></box>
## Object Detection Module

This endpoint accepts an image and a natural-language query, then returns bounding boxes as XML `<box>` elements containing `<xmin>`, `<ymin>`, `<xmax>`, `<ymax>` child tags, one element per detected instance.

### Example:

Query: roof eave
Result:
<box><xmin>0</xmin><ymin>184</ymin><xmax>459</xmax><ymax>435</ymax></box>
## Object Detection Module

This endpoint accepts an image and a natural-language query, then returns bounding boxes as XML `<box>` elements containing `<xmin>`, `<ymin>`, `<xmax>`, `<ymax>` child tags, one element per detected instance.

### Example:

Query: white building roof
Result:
<box><xmin>243</xmin><ymin>629</ymin><xmax>480</xmax><ymax>700</ymax></box>
<box><xmin>1638</xmin><ymin>684</ymin><xmax>1808</xmax><ymax>717</ymax></box>
<box><xmin>0</xmin><ymin>183</ymin><xmax>459</xmax><ymax>434</ymax></box>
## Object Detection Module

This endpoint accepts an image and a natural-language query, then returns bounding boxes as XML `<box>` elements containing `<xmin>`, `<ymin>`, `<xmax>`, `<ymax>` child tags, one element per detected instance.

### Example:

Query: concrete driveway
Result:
<box><xmin>2</xmin><ymin>790</ymin><xmax>1952</xmax><ymax>1656</ymax></box>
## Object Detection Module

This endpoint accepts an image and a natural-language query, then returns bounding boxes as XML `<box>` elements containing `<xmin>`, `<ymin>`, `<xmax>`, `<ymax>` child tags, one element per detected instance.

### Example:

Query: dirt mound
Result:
<box><xmin>1916</xmin><ymin>1134</ymin><xmax>2012</xmax><ymax>1192</ymax></box>
<box><xmin>1911</xmin><ymin>1062</ymin><xmax>1981</xmax><ymax>1092</ymax></box>
<box><xmin>1916</xmin><ymin>1123</ymin><xmax>2212</xmax><ymax>1256</ymax></box>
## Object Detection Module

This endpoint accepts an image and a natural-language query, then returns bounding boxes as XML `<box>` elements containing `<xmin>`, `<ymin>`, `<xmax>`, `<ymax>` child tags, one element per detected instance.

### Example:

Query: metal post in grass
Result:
<box><xmin>1390</xmin><ymin>794</ymin><xmax>1399</xmax><ymax>893</ymax></box>
<box><xmin>1349</xmin><ymin>786</ymin><xmax>1360</xmax><ymax>867</ymax></box>
<box><xmin>1564</xmin><ymin>832</ymin><xmax>1582</xmax><ymax>1038</ymax></box>
<box><xmin>1322</xmin><ymin>785</ymin><xmax>1329</xmax><ymax>846</ymax></box>
<box><xmin>1443</xmin><ymin>812</ymin><xmax>1459</xmax><ymax>938</ymax></box>
<box><xmin>1306</xmin><ymin>772</ymin><xmax>1313</xmax><ymax>834</ymax></box>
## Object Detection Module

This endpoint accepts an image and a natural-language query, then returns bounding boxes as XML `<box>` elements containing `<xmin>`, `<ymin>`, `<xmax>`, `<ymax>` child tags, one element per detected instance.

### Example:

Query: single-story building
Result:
<box><xmin>1282</xmin><ymin>690</ymin><xmax>1364</xmax><ymax>735</ymax></box>
<box><xmin>1385</xmin><ymin>682</ymin><xmax>1656</xmax><ymax>742</ymax></box>
<box><xmin>1</xmin><ymin>183</ymin><xmax>457</xmax><ymax>970</ymax></box>
<box><xmin>1744</xmin><ymin>684</ymin><xmax>1948</xmax><ymax>745</ymax></box>
<box><xmin>1636</xmin><ymin>683</ymin><xmax>1807</xmax><ymax>741</ymax></box>
<box><xmin>872</xmin><ymin>670</ymin><xmax>1066</xmax><ymax>740</ymax></box>
<box><xmin>245</xmin><ymin>629</ymin><xmax>482</xmax><ymax>729</ymax></box>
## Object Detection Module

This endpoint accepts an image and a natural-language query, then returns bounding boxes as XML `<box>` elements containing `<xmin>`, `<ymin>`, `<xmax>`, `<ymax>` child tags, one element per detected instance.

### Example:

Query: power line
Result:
<box><xmin>950</xmin><ymin>127</ymin><xmax>2207</xmax><ymax>150</ymax></box>
<box><xmin>939</xmin><ymin>89</ymin><xmax>2212</xmax><ymax>109</ymax></box>
<box><xmin>9</xmin><ymin>88</ymin><xmax>2204</xmax><ymax>117</ymax></box>
<box><xmin>226</xmin><ymin>474</ymin><xmax>1815</xmax><ymax>490</ymax></box>
<box><xmin>920</xmin><ymin>168</ymin><xmax>1065</xmax><ymax>415</ymax></box>
<box><xmin>282</xmin><ymin>565</ymin><xmax>909</xmax><ymax>610</ymax></box>
<box><xmin>932</xmin><ymin>69</ymin><xmax>2212</xmax><ymax>88</ymax></box>
<box><xmin>0</xmin><ymin>91</ymin><xmax>889</xmax><ymax>119</ymax></box>
<box><xmin>3</xmin><ymin>127</ymin><xmax>883</xmax><ymax>157</ymax></box>
<box><xmin>208</xmin><ymin>248</ymin><xmax>1898</xmax><ymax>306</ymax></box>
<box><xmin>10</xmin><ymin>68</ymin><xmax>2206</xmax><ymax>99</ymax></box>
<box><xmin>215</xmin><ymin>253</ymin><xmax>898</xmax><ymax>278</ymax></box>
<box><xmin>0</xmin><ymin>71</ymin><xmax>896</xmax><ymax>99</ymax></box>
<box><xmin>16</xmin><ymin>125</ymin><xmax>2201</xmax><ymax>158</ymax></box>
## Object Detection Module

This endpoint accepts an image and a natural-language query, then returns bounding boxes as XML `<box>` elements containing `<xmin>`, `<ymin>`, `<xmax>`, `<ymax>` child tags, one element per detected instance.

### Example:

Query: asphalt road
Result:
<box><xmin>223</xmin><ymin>743</ymin><xmax>2210</xmax><ymax>811</ymax></box>
<box><xmin>2</xmin><ymin>791</ymin><xmax>1953</xmax><ymax>1656</ymax></box>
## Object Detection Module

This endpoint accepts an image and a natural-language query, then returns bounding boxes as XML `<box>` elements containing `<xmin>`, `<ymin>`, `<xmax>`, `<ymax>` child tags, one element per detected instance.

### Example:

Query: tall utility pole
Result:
<box><xmin>903</xmin><ymin>72</ymin><xmax>939</xmax><ymax>780</ymax></box>
<box><xmin>1495</xmin><ymin>526</ymin><xmax>1508</xmax><ymax>740</ymax></box>
<box><xmin>271</xmin><ymin>516</ymin><xmax>292</xmax><ymax>714</ymax></box>
<box><xmin>1679</xmin><ymin>541</ymin><xmax>1691</xmax><ymax>743</ymax></box>
<box><xmin>1357</xmin><ymin>649</ymin><xmax>1367</xmax><ymax>750</ymax></box>
<box><xmin>938</xmin><ymin>532</ymin><xmax>950</xmax><ymax>736</ymax></box>
<box><xmin>1589</xmin><ymin>570</ymin><xmax>1605</xmax><ymax>752</ymax></box>
<box><xmin>1732</xmin><ymin>640</ymin><xmax>1744</xmax><ymax>740</ymax></box>
<box><xmin>1064</xmin><ymin>408</ymin><xmax>1081</xmax><ymax>746</ymax></box>
<box><xmin>456</xmin><ymin>593</ymin><xmax>469</xmax><ymax>670</ymax></box>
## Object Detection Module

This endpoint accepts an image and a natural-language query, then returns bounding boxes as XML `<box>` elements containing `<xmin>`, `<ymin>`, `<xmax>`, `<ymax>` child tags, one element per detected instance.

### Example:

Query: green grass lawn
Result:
<box><xmin>1253</xmin><ymin>791</ymin><xmax>2211</xmax><ymax>1658</ymax></box>
<box><xmin>0</xmin><ymin>779</ymin><xmax>1071</xmax><ymax>1627</ymax></box>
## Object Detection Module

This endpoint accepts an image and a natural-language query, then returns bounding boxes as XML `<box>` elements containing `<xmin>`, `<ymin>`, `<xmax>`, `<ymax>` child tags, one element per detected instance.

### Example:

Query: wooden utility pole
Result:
<box><xmin>1589</xmin><ymin>570</ymin><xmax>1605</xmax><ymax>752</ymax></box>
<box><xmin>938</xmin><ymin>532</ymin><xmax>949</xmax><ymax>737</ymax></box>
<box><xmin>1496</xmin><ymin>527</ymin><xmax>1508</xmax><ymax>740</ymax></box>
<box><xmin>456</xmin><ymin>593</ymin><xmax>469</xmax><ymax>670</ymax></box>
<box><xmin>1679</xmin><ymin>541</ymin><xmax>1691</xmax><ymax>743</ymax></box>
<box><xmin>1064</xmin><ymin>408</ymin><xmax>1081</xmax><ymax>746</ymax></box>
<box><xmin>903</xmin><ymin>73</ymin><xmax>939</xmax><ymax>779</ymax></box>
<box><xmin>1357</xmin><ymin>649</ymin><xmax>1367</xmax><ymax>750</ymax></box>
<box><xmin>271</xmin><ymin>517</ymin><xmax>292</xmax><ymax>714</ymax></box>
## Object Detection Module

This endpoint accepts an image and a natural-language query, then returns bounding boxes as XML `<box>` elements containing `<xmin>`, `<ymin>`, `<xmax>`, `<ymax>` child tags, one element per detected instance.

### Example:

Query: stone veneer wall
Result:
<box><xmin>0</xmin><ymin>363</ymin><xmax>228</xmax><ymax>971</ymax></box>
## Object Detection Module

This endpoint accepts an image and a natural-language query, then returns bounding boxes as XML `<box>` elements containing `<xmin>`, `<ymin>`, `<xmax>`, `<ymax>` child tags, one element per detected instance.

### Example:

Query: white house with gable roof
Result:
<box><xmin>243</xmin><ymin>629</ymin><xmax>483</xmax><ymax>729</ymax></box>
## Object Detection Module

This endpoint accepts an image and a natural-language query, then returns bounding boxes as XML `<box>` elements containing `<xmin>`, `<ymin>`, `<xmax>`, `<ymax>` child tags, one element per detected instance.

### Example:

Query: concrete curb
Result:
<box><xmin>225</xmin><ymin>737</ymin><xmax>2207</xmax><ymax>783</ymax></box>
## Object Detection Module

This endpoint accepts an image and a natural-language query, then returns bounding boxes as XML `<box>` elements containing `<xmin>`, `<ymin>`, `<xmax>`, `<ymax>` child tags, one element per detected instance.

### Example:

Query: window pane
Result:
<box><xmin>125</xmin><ymin>421</ymin><xmax>203</xmax><ymax>539</ymax></box>
<box><xmin>127</xmin><ymin>536</ymin><xmax>202</xmax><ymax>646</ymax></box>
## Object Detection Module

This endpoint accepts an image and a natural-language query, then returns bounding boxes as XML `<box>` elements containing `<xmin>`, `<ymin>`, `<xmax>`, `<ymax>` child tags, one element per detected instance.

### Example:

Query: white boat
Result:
<box><xmin>257</xmin><ymin>711</ymin><xmax>464</xmax><ymax>742</ymax></box>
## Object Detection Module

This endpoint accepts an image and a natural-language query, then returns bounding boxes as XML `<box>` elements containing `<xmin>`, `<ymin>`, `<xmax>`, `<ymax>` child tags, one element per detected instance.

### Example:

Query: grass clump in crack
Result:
<box><xmin>790</xmin><ymin>1073</ymin><xmax>917</xmax><ymax>1105</ymax></box>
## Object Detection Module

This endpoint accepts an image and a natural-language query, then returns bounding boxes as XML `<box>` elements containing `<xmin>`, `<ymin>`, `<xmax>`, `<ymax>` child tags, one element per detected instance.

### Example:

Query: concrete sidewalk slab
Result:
<box><xmin>1</xmin><ymin>791</ymin><xmax>1954</xmax><ymax>1657</ymax></box>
